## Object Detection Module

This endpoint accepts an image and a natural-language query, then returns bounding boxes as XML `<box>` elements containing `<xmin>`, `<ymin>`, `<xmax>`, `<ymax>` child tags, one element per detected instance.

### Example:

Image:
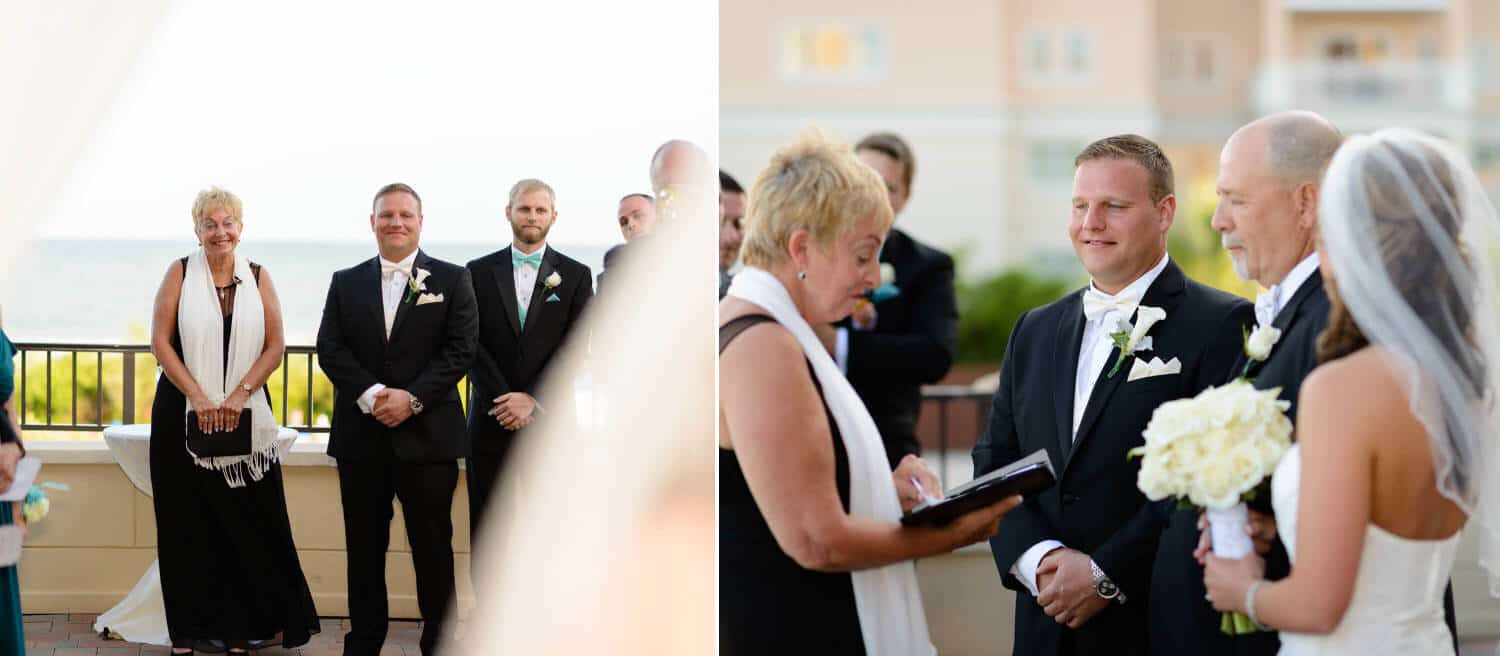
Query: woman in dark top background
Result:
<box><xmin>717</xmin><ymin>132</ymin><xmax>1018</xmax><ymax>655</ymax></box>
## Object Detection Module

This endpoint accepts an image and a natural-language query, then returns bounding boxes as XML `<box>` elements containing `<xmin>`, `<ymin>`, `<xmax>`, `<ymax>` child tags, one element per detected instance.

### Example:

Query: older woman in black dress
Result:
<box><xmin>148</xmin><ymin>187</ymin><xmax>317</xmax><ymax>654</ymax></box>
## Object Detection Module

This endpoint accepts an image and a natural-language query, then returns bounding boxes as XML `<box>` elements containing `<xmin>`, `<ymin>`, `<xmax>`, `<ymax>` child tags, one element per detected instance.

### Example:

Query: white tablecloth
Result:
<box><xmin>93</xmin><ymin>423</ymin><xmax>298</xmax><ymax>646</ymax></box>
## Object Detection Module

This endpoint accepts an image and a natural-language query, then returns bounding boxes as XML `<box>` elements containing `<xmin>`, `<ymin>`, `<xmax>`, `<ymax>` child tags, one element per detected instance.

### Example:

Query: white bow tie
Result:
<box><xmin>1255</xmin><ymin>288</ymin><xmax>1279</xmax><ymax>327</ymax></box>
<box><xmin>1082</xmin><ymin>289</ymin><xmax>1140</xmax><ymax>323</ymax></box>
<box><xmin>381</xmin><ymin>261</ymin><xmax>411</xmax><ymax>281</ymax></box>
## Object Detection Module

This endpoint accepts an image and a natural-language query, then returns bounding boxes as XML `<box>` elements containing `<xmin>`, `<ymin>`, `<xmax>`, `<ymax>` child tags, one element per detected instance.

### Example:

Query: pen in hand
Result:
<box><xmin>910</xmin><ymin>476</ymin><xmax>941</xmax><ymax>505</ymax></box>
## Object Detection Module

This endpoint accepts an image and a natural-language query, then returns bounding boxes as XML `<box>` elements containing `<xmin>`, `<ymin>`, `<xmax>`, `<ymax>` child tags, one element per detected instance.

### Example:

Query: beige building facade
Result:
<box><xmin>722</xmin><ymin>0</ymin><xmax>1500</xmax><ymax>274</ymax></box>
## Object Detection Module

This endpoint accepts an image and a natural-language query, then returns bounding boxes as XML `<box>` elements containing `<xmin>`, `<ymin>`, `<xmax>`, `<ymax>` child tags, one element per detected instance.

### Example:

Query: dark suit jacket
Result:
<box><xmin>839</xmin><ymin>228</ymin><xmax>958</xmax><ymax>468</ymax></box>
<box><xmin>973</xmin><ymin>260</ymin><xmax>1252</xmax><ymax>656</ymax></box>
<box><xmin>316</xmin><ymin>251</ymin><xmax>478</xmax><ymax>463</ymax></box>
<box><xmin>465</xmin><ymin>246</ymin><xmax>593</xmax><ymax>455</ymax></box>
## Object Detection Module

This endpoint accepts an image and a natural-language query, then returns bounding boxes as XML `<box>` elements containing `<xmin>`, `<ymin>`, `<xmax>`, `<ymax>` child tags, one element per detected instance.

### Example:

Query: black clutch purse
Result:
<box><xmin>186</xmin><ymin>409</ymin><xmax>253</xmax><ymax>457</ymax></box>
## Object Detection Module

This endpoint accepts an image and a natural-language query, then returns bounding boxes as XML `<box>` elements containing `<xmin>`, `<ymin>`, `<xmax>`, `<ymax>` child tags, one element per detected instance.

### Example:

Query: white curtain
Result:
<box><xmin>0</xmin><ymin>0</ymin><xmax>171</xmax><ymax>289</ymax></box>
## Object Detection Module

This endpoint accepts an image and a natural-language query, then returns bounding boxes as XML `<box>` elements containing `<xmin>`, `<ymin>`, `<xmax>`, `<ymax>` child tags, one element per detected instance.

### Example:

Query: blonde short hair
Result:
<box><xmin>740</xmin><ymin>131</ymin><xmax>894</xmax><ymax>269</ymax></box>
<box><xmin>191</xmin><ymin>186</ymin><xmax>243</xmax><ymax>225</ymax></box>
<box><xmin>508</xmin><ymin>178</ymin><xmax>557</xmax><ymax>209</ymax></box>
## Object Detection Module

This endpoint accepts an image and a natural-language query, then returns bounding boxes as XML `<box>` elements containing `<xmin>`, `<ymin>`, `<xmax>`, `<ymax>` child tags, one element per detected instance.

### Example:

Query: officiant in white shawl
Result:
<box><xmin>717</xmin><ymin>131</ymin><xmax>1020</xmax><ymax>656</ymax></box>
<box><xmin>147</xmin><ymin>187</ymin><xmax>318</xmax><ymax>654</ymax></box>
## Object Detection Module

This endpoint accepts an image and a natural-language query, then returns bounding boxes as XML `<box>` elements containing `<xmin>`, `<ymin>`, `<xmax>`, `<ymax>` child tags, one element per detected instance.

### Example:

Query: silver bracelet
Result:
<box><xmin>1245</xmin><ymin>579</ymin><xmax>1271</xmax><ymax>630</ymax></box>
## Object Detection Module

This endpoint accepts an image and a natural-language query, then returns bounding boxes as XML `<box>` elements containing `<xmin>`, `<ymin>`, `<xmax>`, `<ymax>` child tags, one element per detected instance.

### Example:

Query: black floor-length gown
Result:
<box><xmin>149</xmin><ymin>259</ymin><xmax>319</xmax><ymax>650</ymax></box>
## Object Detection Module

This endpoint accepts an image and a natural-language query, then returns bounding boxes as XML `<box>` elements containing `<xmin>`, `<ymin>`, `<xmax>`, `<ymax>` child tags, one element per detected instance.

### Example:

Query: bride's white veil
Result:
<box><xmin>1318</xmin><ymin>127</ymin><xmax>1500</xmax><ymax>596</ymax></box>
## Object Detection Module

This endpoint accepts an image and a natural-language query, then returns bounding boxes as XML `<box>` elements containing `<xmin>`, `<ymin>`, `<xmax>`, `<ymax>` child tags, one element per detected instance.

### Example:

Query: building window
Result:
<box><xmin>1162</xmin><ymin>41</ymin><xmax>1184</xmax><ymax>81</ymax></box>
<box><xmin>1193</xmin><ymin>41</ymin><xmax>1215</xmax><ymax>82</ymax></box>
<box><xmin>778</xmin><ymin>22</ymin><xmax>886</xmax><ymax>83</ymax></box>
<box><xmin>1026</xmin><ymin>33</ymin><xmax>1050</xmax><ymax>75</ymax></box>
<box><xmin>1476</xmin><ymin>41</ymin><xmax>1497</xmax><ymax>91</ymax></box>
<box><xmin>1162</xmin><ymin>37</ymin><xmax>1218</xmax><ymax>88</ymax></box>
<box><xmin>1027</xmin><ymin>141</ymin><xmax>1085</xmax><ymax>182</ymax></box>
<box><xmin>1475</xmin><ymin>141</ymin><xmax>1500</xmax><ymax>171</ymax></box>
<box><xmin>1065</xmin><ymin>33</ymin><xmax>1091</xmax><ymax>76</ymax></box>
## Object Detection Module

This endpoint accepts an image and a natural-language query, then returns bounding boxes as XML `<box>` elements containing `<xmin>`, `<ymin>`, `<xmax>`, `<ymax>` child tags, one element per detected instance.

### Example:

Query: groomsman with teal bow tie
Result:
<box><xmin>464</xmin><ymin>178</ymin><xmax>594</xmax><ymax>573</ymax></box>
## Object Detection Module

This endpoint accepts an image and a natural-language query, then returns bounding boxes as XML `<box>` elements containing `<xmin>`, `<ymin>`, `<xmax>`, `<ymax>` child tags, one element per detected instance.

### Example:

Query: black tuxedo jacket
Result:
<box><xmin>973</xmin><ymin>260</ymin><xmax>1252</xmax><ymax>656</ymax></box>
<box><xmin>465</xmin><ymin>246</ymin><xmax>593</xmax><ymax>454</ymax></box>
<box><xmin>316</xmin><ymin>250</ymin><xmax>478</xmax><ymax>463</ymax></box>
<box><xmin>838</xmin><ymin>228</ymin><xmax>958</xmax><ymax>468</ymax></box>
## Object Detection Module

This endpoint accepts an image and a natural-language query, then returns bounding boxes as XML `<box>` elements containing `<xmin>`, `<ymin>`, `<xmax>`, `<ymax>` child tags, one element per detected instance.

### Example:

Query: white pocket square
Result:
<box><xmin>416</xmin><ymin>292</ymin><xmax>445</xmax><ymax>305</ymax></box>
<box><xmin>1127</xmin><ymin>356</ymin><xmax>1181</xmax><ymax>382</ymax></box>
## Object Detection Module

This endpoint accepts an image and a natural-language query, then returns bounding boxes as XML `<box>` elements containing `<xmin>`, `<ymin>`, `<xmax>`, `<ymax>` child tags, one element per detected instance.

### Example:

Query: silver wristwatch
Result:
<box><xmin>409</xmin><ymin>396</ymin><xmax>424</xmax><ymax>414</ymax></box>
<box><xmin>1091</xmin><ymin>560</ymin><xmax>1125</xmax><ymax>603</ymax></box>
<box><xmin>240</xmin><ymin>383</ymin><xmax>252</xmax><ymax>393</ymax></box>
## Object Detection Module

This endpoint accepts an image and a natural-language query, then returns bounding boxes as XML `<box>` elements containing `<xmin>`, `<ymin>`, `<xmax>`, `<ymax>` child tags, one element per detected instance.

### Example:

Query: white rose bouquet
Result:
<box><xmin>1130</xmin><ymin>379</ymin><xmax>1292</xmax><ymax>634</ymax></box>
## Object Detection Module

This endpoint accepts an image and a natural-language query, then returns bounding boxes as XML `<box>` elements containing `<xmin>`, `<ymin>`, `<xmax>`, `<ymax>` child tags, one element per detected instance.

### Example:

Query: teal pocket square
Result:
<box><xmin>546</xmin><ymin>293</ymin><xmax>561</xmax><ymax>302</ymax></box>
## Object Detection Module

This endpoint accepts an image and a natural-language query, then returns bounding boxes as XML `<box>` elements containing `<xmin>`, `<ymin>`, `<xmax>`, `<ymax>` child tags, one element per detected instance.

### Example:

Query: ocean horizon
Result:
<box><xmin>3</xmin><ymin>238</ymin><xmax>613</xmax><ymax>344</ymax></box>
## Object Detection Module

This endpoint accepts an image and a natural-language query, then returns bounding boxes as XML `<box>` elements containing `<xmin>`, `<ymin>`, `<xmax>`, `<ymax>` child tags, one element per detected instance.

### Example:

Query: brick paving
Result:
<box><xmin>22</xmin><ymin>615</ymin><xmax>428</xmax><ymax>655</ymax></box>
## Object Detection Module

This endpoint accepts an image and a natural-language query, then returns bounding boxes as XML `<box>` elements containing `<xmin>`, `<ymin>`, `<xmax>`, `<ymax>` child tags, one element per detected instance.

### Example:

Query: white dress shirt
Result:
<box><xmin>1255</xmin><ymin>253</ymin><xmax>1319</xmax><ymax>327</ymax></box>
<box><xmin>513</xmin><ymin>243</ymin><xmax>548</xmax><ymax>315</ymax></box>
<box><xmin>358</xmin><ymin>250</ymin><xmax>418</xmax><ymax>415</ymax></box>
<box><xmin>1010</xmin><ymin>252</ymin><xmax>1171</xmax><ymax>598</ymax></box>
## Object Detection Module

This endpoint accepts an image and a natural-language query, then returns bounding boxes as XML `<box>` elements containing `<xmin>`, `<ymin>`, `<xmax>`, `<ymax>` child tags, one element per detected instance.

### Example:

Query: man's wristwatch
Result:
<box><xmin>409</xmin><ymin>396</ymin><xmax>424</xmax><ymax>414</ymax></box>
<box><xmin>1091</xmin><ymin>560</ymin><xmax>1125</xmax><ymax>603</ymax></box>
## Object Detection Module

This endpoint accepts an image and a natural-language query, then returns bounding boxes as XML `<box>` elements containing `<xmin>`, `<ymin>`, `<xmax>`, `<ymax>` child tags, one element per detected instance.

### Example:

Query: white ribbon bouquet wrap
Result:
<box><xmin>1131</xmin><ymin>379</ymin><xmax>1293</xmax><ymax>634</ymax></box>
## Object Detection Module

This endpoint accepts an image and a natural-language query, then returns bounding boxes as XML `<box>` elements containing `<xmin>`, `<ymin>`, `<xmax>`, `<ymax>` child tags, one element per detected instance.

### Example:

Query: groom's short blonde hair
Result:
<box><xmin>740</xmin><ymin>131</ymin><xmax>894</xmax><ymax>269</ymax></box>
<box><xmin>508</xmin><ymin>178</ymin><xmax>557</xmax><ymax>210</ymax></box>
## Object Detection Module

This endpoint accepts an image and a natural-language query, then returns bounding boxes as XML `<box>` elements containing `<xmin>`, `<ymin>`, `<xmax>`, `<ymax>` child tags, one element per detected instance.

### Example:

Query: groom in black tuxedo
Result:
<box><xmin>316</xmin><ymin>183</ymin><xmax>478</xmax><ymax>656</ymax></box>
<box><xmin>465</xmin><ymin>178</ymin><xmax>593</xmax><ymax>557</ymax></box>
<box><xmin>1147</xmin><ymin>111</ymin><xmax>1458</xmax><ymax>655</ymax></box>
<box><xmin>973</xmin><ymin>135</ymin><xmax>1252</xmax><ymax>656</ymax></box>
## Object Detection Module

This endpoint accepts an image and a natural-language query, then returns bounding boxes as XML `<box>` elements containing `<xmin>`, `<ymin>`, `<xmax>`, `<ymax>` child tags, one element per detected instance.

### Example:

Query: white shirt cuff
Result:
<box><xmin>357</xmin><ymin>383</ymin><xmax>387</xmax><ymax>414</ymax></box>
<box><xmin>1011</xmin><ymin>540</ymin><xmax>1065</xmax><ymax>597</ymax></box>
<box><xmin>835</xmin><ymin>327</ymin><xmax>850</xmax><ymax>374</ymax></box>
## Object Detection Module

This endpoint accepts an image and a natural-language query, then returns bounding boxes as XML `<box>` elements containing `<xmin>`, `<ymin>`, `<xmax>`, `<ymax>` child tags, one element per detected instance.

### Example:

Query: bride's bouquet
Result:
<box><xmin>1130</xmin><ymin>379</ymin><xmax>1292</xmax><ymax>634</ymax></box>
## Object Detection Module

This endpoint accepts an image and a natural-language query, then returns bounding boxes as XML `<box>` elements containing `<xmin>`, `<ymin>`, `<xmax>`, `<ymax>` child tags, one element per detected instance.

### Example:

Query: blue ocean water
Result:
<box><xmin>4</xmin><ymin>239</ymin><xmax>610</xmax><ymax>343</ymax></box>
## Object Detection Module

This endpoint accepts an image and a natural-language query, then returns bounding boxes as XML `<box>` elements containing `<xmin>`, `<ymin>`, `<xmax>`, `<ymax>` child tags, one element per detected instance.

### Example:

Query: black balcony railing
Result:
<box><xmin>12</xmin><ymin>340</ymin><xmax>992</xmax><ymax>482</ymax></box>
<box><xmin>13</xmin><ymin>342</ymin><xmax>482</xmax><ymax>435</ymax></box>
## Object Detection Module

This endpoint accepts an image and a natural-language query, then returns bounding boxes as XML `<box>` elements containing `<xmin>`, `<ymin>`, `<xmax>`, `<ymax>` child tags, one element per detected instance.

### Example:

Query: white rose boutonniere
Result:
<box><xmin>1240</xmin><ymin>324</ymin><xmax>1282</xmax><ymax>378</ymax></box>
<box><xmin>403</xmin><ymin>267</ymin><xmax>431</xmax><ymax>304</ymax></box>
<box><xmin>544</xmin><ymin>271</ymin><xmax>562</xmax><ymax>289</ymax></box>
<box><xmin>1106</xmin><ymin>305</ymin><xmax>1167</xmax><ymax>378</ymax></box>
<box><xmin>879</xmin><ymin>263</ymin><xmax>896</xmax><ymax>286</ymax></box>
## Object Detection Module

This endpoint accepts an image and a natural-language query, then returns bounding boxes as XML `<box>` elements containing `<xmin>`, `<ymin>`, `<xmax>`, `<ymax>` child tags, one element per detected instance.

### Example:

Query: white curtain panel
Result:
<box><xmin>0</xmin><ymin>0</ymin><xmax>170</xmax><ymax>289</ymax></box>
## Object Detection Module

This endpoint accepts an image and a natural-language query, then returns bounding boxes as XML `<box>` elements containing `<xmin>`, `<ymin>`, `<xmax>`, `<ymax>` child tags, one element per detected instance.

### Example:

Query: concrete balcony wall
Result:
<box><xmin>15</xmin><ymin>439</ymin><xmax>475</xmax><ymax>619</ymax></box>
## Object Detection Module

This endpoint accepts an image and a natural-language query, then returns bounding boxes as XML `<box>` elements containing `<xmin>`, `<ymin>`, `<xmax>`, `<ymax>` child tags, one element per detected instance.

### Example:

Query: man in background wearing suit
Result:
<box><xmin>316</xmin><ymin>183</ymin><xmax>478</xmax><ymax>656</ymax></box>
<box><xmin>465</xmin><ymin>178</ymin><xmax>594</xmax><ymax>561</ymax></box>
<box><xmin>973</xmin><ymin>135</ymin><xmax>1253</xmax><ymax>656</ymax></box>
<box><xmin>815</xmin><ymin>131</ymin><xmax>958</xmax><ymax>469</ymax></box>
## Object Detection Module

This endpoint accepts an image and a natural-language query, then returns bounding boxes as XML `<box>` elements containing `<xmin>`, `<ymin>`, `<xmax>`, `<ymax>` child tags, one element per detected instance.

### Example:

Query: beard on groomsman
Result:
<box><xmin>464</xmin><ymin>178</ymin><xmax>594</xmax><ymax>588</ymax></box>
<box><xmin>315</xmin><ymin>183</ymin><xmax>479</xmax><ymax>656</ymax></box>
<box><xmin>972</xmin><ymin>135</ymin><xmax>1253</xmax><ymax>656</ymax></box>
<box><xmin>818</xmin><ymin>131</ymin><xmax>958</xmax><ymax>470</ymax></box>
<box><xmin>1146</xmin><ymin>111</ymin><xmax>1460</xmax><ymax>655</ymax></box>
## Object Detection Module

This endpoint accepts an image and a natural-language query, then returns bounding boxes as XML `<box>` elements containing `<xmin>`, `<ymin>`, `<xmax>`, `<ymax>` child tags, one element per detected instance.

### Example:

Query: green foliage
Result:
<box><xmin>1168</xmin><ymin>178</ymin><xmax>1260</xmax><ymax>301</ymax></box>
<box><xmin>954</xmin><ymin>267</ymin><xmax>1075</xmax><ymax>365</ymax></box>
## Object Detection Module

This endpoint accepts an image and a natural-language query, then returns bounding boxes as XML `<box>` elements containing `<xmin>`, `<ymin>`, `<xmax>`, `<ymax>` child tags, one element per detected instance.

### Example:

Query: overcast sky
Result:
<box><xmin>39</xmin><ymin>0</ymin><xmax>718</xmax><ymax>246</ymax></box>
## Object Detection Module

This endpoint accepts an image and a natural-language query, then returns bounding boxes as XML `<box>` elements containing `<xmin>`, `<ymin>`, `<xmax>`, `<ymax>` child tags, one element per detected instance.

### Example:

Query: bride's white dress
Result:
<box><xmin>1272</xmin><ymin>444</ymin><xmax>1458</xmax><ymax>655</ymax></box>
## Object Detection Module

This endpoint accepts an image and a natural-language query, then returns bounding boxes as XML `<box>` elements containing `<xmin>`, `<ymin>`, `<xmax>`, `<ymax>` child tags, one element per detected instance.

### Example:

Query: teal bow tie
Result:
<box><xmin>512</xmin><ymin>249</ymin><xmax>543</xmax><ymax>269</ymax></box>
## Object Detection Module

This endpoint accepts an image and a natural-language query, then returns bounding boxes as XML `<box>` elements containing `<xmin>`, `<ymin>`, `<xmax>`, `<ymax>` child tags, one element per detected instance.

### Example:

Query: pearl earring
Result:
<box><xmin>798</xmin><ymin>271</ymin><xmax>807</xmax><ymax>280</ymax></box>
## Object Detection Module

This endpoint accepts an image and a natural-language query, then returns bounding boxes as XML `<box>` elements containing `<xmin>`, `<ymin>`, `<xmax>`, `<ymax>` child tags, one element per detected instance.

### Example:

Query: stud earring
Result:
<box><xmin>798</xmin><ymin>271</ymin><xmax>807</xmax><ymax>280</ymax></box>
